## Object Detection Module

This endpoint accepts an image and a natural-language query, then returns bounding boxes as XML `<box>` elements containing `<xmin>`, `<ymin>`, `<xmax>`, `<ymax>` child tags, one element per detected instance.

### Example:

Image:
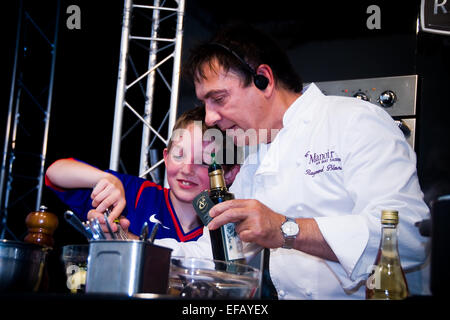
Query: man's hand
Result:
<box><xmin>207</xmin><ymin>199</ymin><xmax>339</xmax><ymax>262</ymax></box>
<box><xmin>208</xmin><ymin>199</ymin><xmax>285</xmax><ymax>248</ymax></box>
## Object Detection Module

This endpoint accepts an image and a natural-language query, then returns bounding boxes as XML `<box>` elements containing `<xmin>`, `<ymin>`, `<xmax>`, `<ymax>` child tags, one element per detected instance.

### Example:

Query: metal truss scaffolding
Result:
<box><xmin>0</xmin><ymin>0</ymin><xmax>60</xmax><ymax>239</ymax></box>
<box><xmin>110</xmin><ymin>0</ymin><xmax>185</xmax><ymax>186</ymax></box>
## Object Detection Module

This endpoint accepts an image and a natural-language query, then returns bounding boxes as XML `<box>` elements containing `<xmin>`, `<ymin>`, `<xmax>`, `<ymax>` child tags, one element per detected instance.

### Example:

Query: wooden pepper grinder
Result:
<box><xmin>25</xmin><ymin>205</ymin><xmax>59</xmax><ymax>248</ymax></box>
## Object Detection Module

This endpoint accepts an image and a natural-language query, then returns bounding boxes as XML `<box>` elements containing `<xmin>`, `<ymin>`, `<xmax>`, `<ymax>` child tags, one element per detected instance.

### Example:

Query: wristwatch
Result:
<box><xmin>281</xmin><ymin>216</ymin><xmax>300</xmax><ymax>249</ymax></box>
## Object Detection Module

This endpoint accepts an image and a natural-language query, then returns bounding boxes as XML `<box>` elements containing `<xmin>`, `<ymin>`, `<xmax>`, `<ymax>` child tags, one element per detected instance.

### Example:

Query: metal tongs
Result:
<box><xmin>136</xmin><ymin>220</ymin><xmax>160</xmax><ymax>243</ymax></box>
<box><xmin>137</xmin><ymin>221</ymin><xmax>159</xmax><ymax>243</ymax></box>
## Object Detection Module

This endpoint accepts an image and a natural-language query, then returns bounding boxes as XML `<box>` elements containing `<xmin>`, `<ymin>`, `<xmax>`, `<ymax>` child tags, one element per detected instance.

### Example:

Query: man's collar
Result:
<box><xmin>282</xmin><ymin>83</ymin><xmax>322</xmax><ymax>128</ymax></box>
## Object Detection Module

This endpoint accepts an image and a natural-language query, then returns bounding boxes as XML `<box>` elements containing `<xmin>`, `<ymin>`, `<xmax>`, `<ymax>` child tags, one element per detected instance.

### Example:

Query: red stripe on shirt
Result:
<box><xmin>163</xmin><ymin>189</ymin><xmax>203</xmax><ymax>242</ymax></box>
<box><xmin>164</xmin><ymin>188</ymin><xmax>186</xmax><ymax>241</ymax></box>
<box><xmin>135</xmin><ymin>180</ymin><xmax>163</xmax><ymax>209</ymax></box>
<box><xmin>183</xmin><ymin>226</ymin><xmax>203</xmax><ymax>241</ymax></box>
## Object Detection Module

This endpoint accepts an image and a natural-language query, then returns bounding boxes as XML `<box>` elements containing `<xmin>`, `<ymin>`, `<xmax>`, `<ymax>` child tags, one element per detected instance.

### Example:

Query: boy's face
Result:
<box><xmin>163</xmin><ymin>123</ymin><xmax>214</xmax><ymax>204</ymax></box>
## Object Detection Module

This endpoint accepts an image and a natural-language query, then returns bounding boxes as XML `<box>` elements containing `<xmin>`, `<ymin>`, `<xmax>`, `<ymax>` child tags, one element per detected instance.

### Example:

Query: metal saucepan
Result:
<box><xmin>0</xmin><ymin>239</ymin><xmax>49</xmax><ymax>292</ymax></box>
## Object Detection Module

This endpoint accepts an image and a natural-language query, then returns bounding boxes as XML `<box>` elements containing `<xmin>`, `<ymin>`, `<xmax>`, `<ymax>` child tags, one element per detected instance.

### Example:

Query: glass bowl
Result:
<box><xmin>61</xmin><ymin>244</ymin><xmax>89</xmax><ymax>293</ymax></box>
<box><xmin>168</xmin><ymin>256</ymin><xmax>260</xmax><ymax>299</ymax></box>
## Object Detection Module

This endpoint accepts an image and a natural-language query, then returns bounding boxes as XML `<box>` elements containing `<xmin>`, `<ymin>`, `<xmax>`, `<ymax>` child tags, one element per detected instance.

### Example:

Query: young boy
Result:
<box><xmin>45</xmin><ymin>106</ymin><xmax>240</xmax><ymax>241</ymax></box>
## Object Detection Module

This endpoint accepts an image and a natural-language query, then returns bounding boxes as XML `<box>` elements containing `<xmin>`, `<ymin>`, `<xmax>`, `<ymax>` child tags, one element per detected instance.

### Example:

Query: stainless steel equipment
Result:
<box><xmin>314</xmin><ymin>75</ymin><xmax>418</xmax><ymax>148</ymax></box>
<box><xmin>64</xmin><ymin>210</ymin><xmax>93</xmax><ymax>240</ymax></box>
<box><xmin>86</xmin><ymin>240</ymin><xmax>172</xmax><ymax>296</ymax></box>
<box><xmin>0</xmin><ymin>240</ymin><xmax>48</xmax><ymax>292</ymax></box>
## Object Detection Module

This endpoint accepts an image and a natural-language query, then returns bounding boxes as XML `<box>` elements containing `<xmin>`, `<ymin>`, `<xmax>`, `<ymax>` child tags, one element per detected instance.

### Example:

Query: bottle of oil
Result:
<box><xmin>208</xmin><ymin>153</ymin><xmax>245</xmax><ymax>265</ymax></box>
<box><xmin>366</xmin><ymin>210</ymin><xmax>409</xmax><ymax>299</ymax></box>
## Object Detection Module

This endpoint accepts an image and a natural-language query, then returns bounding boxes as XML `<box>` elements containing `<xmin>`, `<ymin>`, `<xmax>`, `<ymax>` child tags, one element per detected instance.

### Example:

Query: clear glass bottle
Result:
<box><xmin>366</xmin><ymin>210</ymin><xmax>409</xmax><ymax>300</ymax></box>
<box><xmin>208</xmin><ymin>153</ymin><xmax>245</xmax><ymax>265</ymax></box>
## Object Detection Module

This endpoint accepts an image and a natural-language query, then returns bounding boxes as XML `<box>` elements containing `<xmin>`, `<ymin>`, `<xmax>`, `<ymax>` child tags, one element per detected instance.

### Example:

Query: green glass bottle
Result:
<box><xmin>208</xmin><ymin>153</ymin><xmax>245</xmax><ymax>264</ymax></box>
<box><xmin>366</xmin><ymin>210</ymin><xmax>409</xmax><ymax>300</ymax></box>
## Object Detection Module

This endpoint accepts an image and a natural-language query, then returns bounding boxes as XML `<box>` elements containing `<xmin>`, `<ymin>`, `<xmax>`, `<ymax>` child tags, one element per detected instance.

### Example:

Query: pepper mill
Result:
<box><xmin>24</xmin><ymin>205</ymin><xmax>59</xmax><ymax>248</ymax></box>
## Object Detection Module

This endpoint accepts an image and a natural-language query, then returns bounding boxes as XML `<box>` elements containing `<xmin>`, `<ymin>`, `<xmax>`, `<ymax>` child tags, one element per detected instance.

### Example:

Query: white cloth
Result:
<box><xmin>156</xmin><ymin>83</ymin><xmax>430</xmax><ymax>299</ymax></box>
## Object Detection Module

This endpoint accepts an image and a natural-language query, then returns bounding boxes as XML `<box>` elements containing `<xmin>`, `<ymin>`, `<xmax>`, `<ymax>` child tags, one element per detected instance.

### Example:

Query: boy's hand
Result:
<box><xmin>87</xmin><ymin>209</ymin><xmax>130</xmax><ymax>234</ymax></box>
<box><xmin>90</xmin><ymin>173</ymin><xmax>126</xmax><ymax>221</ymax></box>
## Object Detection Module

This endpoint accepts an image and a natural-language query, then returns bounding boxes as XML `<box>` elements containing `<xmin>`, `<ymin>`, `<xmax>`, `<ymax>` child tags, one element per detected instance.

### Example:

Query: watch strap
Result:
<box><xmin>281</xmin><ymin>217</ymin><xmax>299</xmax><ymax>249</ymax></box>
<box><xmin>282</xmin><ymin>235</ymin><xmax>296</xmax><ymax>249</ymax></box>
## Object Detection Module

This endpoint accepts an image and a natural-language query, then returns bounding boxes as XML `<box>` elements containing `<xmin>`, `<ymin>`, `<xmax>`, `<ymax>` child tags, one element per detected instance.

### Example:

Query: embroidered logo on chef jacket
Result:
<box><xmin>304</xmin><ymin>149</ymin><xmax>342</xmax><ymax>177</ymax></box>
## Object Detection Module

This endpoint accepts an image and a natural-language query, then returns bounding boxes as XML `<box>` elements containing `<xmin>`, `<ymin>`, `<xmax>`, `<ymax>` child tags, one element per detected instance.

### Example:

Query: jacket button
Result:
<box><xmin>278</xmin><ymin>290</ymin><xmax>286</xmax><ymax>297</ymax></box>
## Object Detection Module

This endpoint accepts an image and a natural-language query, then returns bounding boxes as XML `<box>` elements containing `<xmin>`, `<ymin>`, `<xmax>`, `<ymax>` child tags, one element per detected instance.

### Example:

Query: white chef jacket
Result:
<box><xmin>156</xmin><ymin>83</ymin><xmax>430</xmax><ymax>299</ymax></box>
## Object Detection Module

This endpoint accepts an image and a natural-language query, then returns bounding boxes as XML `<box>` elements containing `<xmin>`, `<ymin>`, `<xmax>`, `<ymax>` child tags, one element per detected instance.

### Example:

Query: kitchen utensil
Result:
<box><xmin>64</xmin><ymin>210</ymin><xmax>92</xmax><ymax>240</ymax></box>
<box><xmin>116</xmin><ymin>223</ymin><xmax>128</xmax><ymax>240</ymax></box>
<box><xmin>139</xmin><ymin>222</ymin><xmax>148</xmax><ymax>241</ymax></box>
<box><xmin>104</xmin><ymin>207</ymin><xmax>128</xmax><ymax>240</ymax></box>
<box><xmin>104</xmin><ymin>212</ymin><xmax>117</xmax><ymax>240</ymax></box>
<box><xmin>86</xmin><ymin>240</ymin><xmax>172</xmax><ymax>296</ymax></box>
<box><xmin>0</xmin><ymin>239</ymin><xmax>49</xmax><ymax>292</ymax></box>
<box><xmin>25</xmin><ymin>205</ymin><xmax>58</xmax><ymax>248</ymax></box>
<box><xmin>148</xmin><ymin>222</ymin><xmax>159</xmax><ymax>243</ymax></box>
<box><xmin>89</xmin><ymin>218</ymin><xmax>106</xmax><ymax>240</ymax></box>
<box><xmin>168</xmin><ymin>257</ymin><xmax>260</xmax><ymax>299</ymax></box>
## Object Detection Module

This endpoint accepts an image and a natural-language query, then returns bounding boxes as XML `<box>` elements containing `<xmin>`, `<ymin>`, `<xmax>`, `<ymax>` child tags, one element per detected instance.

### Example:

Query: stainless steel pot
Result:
<box><xmin>0</xmin><ymin>239</ymin><xmax>48</xmax><ymax>292</ymax></box>
<box><xmin>86</xmin><ymin>240</ymin><xmax>172</xmax><ymax>296</ymax></box>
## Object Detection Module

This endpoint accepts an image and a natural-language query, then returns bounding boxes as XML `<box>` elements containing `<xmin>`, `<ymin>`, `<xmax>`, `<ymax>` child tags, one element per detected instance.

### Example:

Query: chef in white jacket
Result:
<box><xmin>159</xmin><ymin>23</ymin><xmax>430</xmax><ymax>299</ymax></box>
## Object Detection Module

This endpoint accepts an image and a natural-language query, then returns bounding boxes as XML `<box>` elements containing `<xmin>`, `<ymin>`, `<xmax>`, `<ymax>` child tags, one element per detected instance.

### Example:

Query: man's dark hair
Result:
<box><xmin>184</xmin><ymin>23</ymin><xmax>303</xmax><ymax>93</ymax></box>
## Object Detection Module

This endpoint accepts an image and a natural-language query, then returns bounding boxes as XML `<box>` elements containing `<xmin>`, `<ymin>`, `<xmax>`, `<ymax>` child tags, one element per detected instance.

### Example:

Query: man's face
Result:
<box><xmin>164</xmin><ymin>123</ymin><xmax>214</xmax><ymax>204</ymax></box>
<box><xmin>194</xmin><ymin>60</ymin><xmax>268</xmax><ymax>146</ymax></box>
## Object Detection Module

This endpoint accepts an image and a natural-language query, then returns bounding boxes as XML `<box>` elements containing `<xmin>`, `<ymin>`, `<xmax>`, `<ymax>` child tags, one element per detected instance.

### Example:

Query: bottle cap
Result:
<box><xmin>381</xmin><ymin>210</ymin><xmax>399</xmax><ymax>225</ymax></box>
<box><xmin>208</xmin><ymin>152</ymin><xmax>226</xmax><ymax>189</ymax></box>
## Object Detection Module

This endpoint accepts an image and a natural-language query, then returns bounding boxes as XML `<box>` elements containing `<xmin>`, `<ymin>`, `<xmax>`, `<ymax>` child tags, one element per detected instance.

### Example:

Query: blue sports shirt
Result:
<box><xmin>45</xmin><ymin>159</ymin><xmax>203</xmax><ymax>242</ymax></box>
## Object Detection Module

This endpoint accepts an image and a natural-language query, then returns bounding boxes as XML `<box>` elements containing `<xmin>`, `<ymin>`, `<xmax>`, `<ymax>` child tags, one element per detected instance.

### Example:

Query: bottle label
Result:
<box><xmin>192</xmin><ymin>190</ymin><xmax>245</xmax><ymax>261</ymax></box>
<box><xmin>193</xmin><ymin>190</ymin><xmax>215</xmax><ymax>226</ymax></box>
<box><xmin>222</xmin><ymin>222</ymin><xmax>245</xmax><ymax>261</ymax></box>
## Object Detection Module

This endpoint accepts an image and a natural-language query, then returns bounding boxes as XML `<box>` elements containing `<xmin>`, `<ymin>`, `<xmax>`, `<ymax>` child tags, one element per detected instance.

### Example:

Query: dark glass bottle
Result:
<box><xmin>208</xmin><ymin>153</ymin><xmax>245</xmax><ymax>264</ymax></box>
<box><xmin>366</xmin><ymin>210</ymin><xmax>409</xmax><ymax>300</ymax></box>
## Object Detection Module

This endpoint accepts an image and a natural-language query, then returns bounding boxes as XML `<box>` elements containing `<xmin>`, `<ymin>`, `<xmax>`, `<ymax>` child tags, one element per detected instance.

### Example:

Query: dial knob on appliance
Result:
<box><xmin>378</xmin><ymin>90</ymin><xmax>397</xmax><ymax>108</ymax></box>
<box><xmin>395</xmin><ymin>120</ymin><xmax>411</xmax><ymax>139</ymax></box>
<box><xmin>353</xmin><ymin>91</ymin><xmax>370</xmax><ymax>101</ymax></box>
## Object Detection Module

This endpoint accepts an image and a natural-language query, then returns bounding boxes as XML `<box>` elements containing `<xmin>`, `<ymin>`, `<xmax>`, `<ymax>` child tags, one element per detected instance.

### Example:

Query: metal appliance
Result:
<box><xmin>0</xmin><ymin>240</ymin><xmax>48</xmax><ymax>292</ymax></box>
<box><xmin>86</xmin><ymin>240</ymin><xmax>172</xmax><ymax>296</ymax></box>
<box><xmin>313</xmin><ymin>75</ymin><xmax>418</xmax><ymax>149</ymax></box>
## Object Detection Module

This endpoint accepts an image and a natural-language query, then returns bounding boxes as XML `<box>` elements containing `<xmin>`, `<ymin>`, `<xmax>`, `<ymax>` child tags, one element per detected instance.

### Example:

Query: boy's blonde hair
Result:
<box><xmin>167</xmin><ymin>105</ymin><xmax>238</xmax><ymax>166</ymax></box>
<box><xmin>167</xmin><ymin>105</ymin><xmax>209</xmax><ymax>151</ymax></box>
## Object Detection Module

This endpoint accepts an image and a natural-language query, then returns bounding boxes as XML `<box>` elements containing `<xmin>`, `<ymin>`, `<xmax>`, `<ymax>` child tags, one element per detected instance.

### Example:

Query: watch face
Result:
<box><xmin>282</xmin><ymin>220</ymin><xmax>299</xmax><ymax>236</ymax></box>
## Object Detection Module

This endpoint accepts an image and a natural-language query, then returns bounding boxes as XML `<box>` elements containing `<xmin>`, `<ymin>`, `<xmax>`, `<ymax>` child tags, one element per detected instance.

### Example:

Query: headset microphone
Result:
<box><xmin>210</xmin><ymin>42</ymin><xmax>269</xmax><ymax>91</ymax></box>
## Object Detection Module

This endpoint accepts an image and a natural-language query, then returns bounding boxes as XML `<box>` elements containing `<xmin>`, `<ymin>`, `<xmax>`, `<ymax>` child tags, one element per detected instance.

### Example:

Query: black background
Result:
<box><xmin>1</xmin><ymin>0</ymin><xmax>449</xmax><ymax>293</ymax></box>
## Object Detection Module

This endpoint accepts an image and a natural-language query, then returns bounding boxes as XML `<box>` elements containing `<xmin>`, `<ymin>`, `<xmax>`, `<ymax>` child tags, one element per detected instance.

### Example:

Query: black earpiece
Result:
<box><xmin>253</xmin><ymin>74</ymin><xmax>269</xmax><ymax>90</ymax></box>
<box><xmin>210</xmin><ymin>42</ymin><xmax>269</xmax><ymax>91</ymax></box>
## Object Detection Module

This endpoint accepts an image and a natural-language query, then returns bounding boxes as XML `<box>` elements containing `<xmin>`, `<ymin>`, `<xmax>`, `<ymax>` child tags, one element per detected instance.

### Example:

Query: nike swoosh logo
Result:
<box><xmin>149</xmin><ymin>214</ymin><xmax>169</xmax><ymax>229</ymax></box>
